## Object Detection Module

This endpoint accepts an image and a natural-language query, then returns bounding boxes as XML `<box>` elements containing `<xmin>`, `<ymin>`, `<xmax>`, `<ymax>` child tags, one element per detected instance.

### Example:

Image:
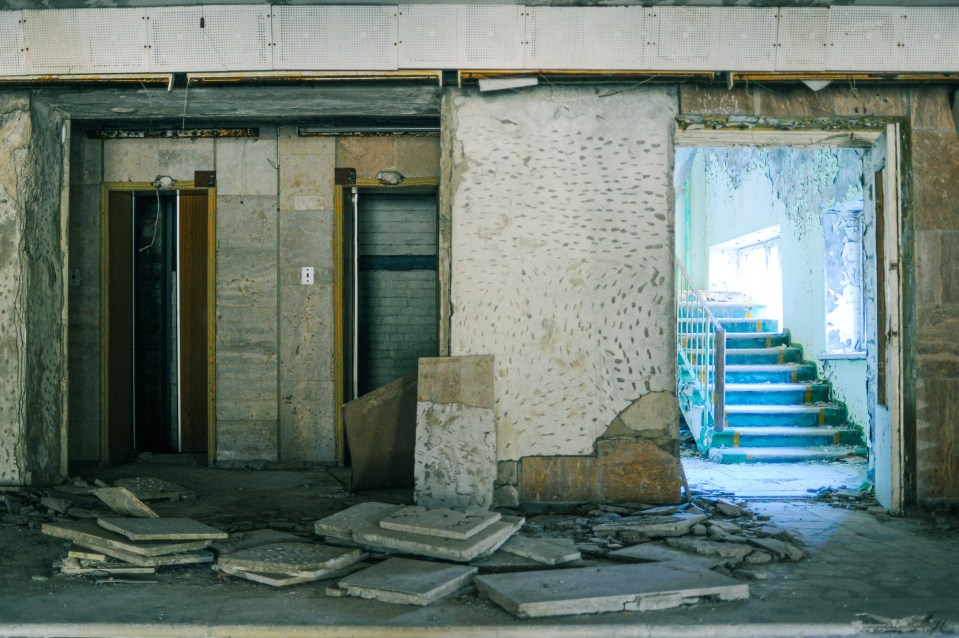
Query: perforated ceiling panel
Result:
<box><xmin>827</xmin><ymin>7</ymin><xmax>901</xmax><ymax>72</ymax></box>
<box><xmin>0</xmin><ymin>11</ymin><xmax>23</xmax><ymax>75</ymax></box>
<box><xmin>147</xmin><ymin>5</ymin><xmax>271</xmax><ymax>73</ymax></box>
<box><xmin>274</xmin><ymin>6</ymin><xmax>397</xmax><ymax>71</ymax></box>
<box><xmin>713</xmin><ymin>8</ymin><xmax>777</xmax><ymax>71</ymax></box>
<box><xmin>648</xmin><ymin>7</ymin><xmax>711</xmax><ymax>70</ymax></box>
<box><xmin>525</xmin><ymin>7</ymin><xmax>644</xmax><ymax>70</ymax></box>
<box><xmin>22</xmin><ymin>8</ymin><xmax>148</xmax><ymax>74</ymax></box>
<box><xmin>898</xmin><ymin>8</ymin><xmax>959</xmax><ymax>72</ymax></box>
<box><xmin>462</xmin><ymin>5</ymin><xmax>525</xmax><ymax>69</ymax></box>
<box><xmin>398</xmin><ymin>5</ymin><xmax>458</xmax><ymax>68</ymax></box>
<box><xmin>776</xmin><ymin>8</ymin><xmax>828</xmax><ymax>72</ymax></box>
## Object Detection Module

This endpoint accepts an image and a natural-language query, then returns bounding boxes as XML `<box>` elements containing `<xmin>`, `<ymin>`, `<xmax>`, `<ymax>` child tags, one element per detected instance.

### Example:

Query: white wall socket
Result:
<box><xmin>300</xmin><ymin>266</ymin><xmax>315</xmax><ymax>285</ymax></box>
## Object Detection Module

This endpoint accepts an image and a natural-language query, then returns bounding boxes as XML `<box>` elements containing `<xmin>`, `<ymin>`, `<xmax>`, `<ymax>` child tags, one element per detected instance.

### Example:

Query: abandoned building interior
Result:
<box><xmin>1</xmin><ymin>2</ymin><xmax>959</xmax><ymax>636</ymax></box>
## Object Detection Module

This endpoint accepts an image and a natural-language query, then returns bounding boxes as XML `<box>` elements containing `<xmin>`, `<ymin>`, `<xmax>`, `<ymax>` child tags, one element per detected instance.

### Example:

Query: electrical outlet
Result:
<box><xmin>69</xmin><ymin>269</ymin><xmax>81</xmax><ymax>287</ymax></box>
<box><xmin>300</xmin><ymin>266</ymin><xmax>315</xmax><ymax>286</ymax></box>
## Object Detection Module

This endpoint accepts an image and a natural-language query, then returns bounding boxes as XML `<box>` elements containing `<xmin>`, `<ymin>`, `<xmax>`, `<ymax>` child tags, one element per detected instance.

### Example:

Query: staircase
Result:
<box><xmin>676</xmin><ymin>263</ymin><xmax>865</xmax><ymax>464</ymax></box>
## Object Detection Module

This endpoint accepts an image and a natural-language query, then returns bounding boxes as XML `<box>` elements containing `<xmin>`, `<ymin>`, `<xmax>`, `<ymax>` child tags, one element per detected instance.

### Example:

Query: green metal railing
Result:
<box><xmin>676</xmin><ymin>258</ymin><xmax>726</xmax><ymax>448</ymax></box>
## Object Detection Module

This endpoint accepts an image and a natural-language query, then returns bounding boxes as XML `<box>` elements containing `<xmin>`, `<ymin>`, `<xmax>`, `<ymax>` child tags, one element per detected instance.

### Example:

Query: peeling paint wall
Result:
<box><xmin>446</xmin><ymin>85</ymin><xmax>677</xmax><ymax>462</ymax></box>
<box><xmin>680</xmin><ymin>83</ymin><xmax>959</xmax><ymax>504</ymax></box>
<box><xmin>0</xmin><ymin>92</ymin><xmax>66</xmax><ymax>485</ymax></box>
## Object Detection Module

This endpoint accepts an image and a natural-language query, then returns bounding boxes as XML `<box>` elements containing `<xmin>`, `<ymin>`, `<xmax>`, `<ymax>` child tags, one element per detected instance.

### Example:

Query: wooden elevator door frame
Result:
<box><xmin>100</xmin><ymin>183</ymin><xmax>218</xmax><ymax>465</ymax></box>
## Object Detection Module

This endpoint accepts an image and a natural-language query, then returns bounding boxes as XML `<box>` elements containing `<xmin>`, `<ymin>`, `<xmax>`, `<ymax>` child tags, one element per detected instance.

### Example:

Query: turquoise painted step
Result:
<box><xmin>725</xmin><ymin>382</ymin><xmax>830</xmax><ymax>405</ymax></box>
<box><xmin>725</xmin><ymin>346</ymin><xmax>803</xmax><ymax>365</ymax></box>
<box><xmin>711</xmin><ymin>426</ymin><xmax>862</xmax><ymax>448</ymax></box>
<box><xmin>725</xmin><ymin>331</ymin><xmax>791</xmax><ymax>348</ymax></box>
<box><xmin>708</xmin><ymin>445</ymin><xmax>867</xmax><ymax>464</ymax></box>
<box><xmin>716</xmin><ymin>318</ymin><xmax>780</xmax><ymax>333</ymax></box>
<box><xmin>723</xmin><ymin>403</ymin><xmax>848</xmax><ymax>427</ymax></box>
<box><xmin>724</xmin><ymin>363</ymin><xmax>816</xmax><ymax>383</ymax></box>
<box><xmin>703</xmin><ymin>302</ymin><xmax>756</xmax><ymax>319</ymax></box>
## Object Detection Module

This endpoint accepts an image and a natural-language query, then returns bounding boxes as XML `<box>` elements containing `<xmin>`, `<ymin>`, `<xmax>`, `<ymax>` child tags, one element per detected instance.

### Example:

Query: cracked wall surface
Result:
<box><xmin>446</xmin><ymin>85</ymin><xmax>678</xmax><ymax>463</ymax></box>
<box><xmin>0</xmin><ymin>92</ymin><xmax>65</xmax><ymax>486</ymax></box>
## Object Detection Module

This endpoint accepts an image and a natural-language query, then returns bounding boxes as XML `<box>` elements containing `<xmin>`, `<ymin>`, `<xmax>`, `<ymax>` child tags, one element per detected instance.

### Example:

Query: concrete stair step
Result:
<box><xmin>716</xmin><ymin>317</ymin><xmax>780</xmax><ymax>333</ymax></box>
<box><xmin>725</xmin><ymin>346</ymin><xmax>803</xmax><ymax>365</ymax></box>
<box><xmin>711</xmin><ymin>426</ymin><xmax>862</xmax><ymax>448</ymax></box>
<box><xmin>707</xmin><ymin>445</ymin><xmax>867</xmax><ymax>464</ymax></box>
<box><xmin>724</xmin><ymin>403</ymin><xmax>847</xmax><ymax>427</ymax></box>
<box><xmin>724</xmin><ymin>363</ymin><xmax>817</xmax><ymax>384</ymax></box>
<box><xmin>725</xmin><ymin>331</ymin><xmax>791</xmax><ymax>349</ymax></box>
<box><xmin>724</xmin><ymin>382</ymin><xmax>830</xmax><ymax>405</ymax></box>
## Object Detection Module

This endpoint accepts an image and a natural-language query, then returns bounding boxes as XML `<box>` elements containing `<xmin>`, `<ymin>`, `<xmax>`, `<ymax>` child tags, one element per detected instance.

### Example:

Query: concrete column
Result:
<box><xmin>0</xmin><ymin>93</ymin><xmax>66</xmax><ymax>486</ymax></box>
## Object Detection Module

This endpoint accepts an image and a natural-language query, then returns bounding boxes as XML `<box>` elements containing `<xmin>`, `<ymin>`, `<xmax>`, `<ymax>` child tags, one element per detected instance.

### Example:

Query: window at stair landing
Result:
<box><xmin>823</xmin><ymin>204</ymin><xmax>865</xmax><ymax>355</ymax></box>
<box><xmin>707</xmin><ymin>225</ymin><xmax>783</xmax><ymax>327</ymax></box>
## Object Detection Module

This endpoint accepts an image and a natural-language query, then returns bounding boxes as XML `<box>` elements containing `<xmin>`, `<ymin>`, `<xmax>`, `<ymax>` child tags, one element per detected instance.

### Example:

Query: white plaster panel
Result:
<box><xmin>414</xmin><ymin>401</ymin><xmax>495</xmax><ymax>510</ymax></box>
<box><xmin>448</xmin><ymin>86</ymin><xmax>677</xmax><ymax>460</ymax></box>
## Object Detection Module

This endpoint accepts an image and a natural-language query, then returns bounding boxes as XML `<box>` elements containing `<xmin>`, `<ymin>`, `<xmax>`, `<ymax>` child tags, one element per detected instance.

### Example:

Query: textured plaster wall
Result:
<box><xmin>680</xmin><ymin>83</ymin><xmax>959</xmax><ymax>503</ymax></box>
<box><xmin>446</xmin><ymin>86</ymin><xmax>677</xmax><ymax>461</ymax></box>
<box><xmin>688</xmin><ymin>146</ymin><xmax>868</xmax><ymax>432</ymax></box>
<box><xmin>0</xmin><ymin>93</ymin><xmax>66</xmax><ymax>485</ymax></box>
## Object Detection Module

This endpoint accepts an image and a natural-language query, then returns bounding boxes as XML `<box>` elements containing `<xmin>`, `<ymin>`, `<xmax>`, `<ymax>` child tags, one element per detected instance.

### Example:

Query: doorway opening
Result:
<box><xmin>101</xmin><ymin>186</ymin><xmax>215</xmax><ymax>464</ymax></box>
<box><xmin>674</xmin><ymin>127</ymin><xmax>904</xmax><ymax>510</ymax></box>
<box><xmin>335</xmin><ymin>180</ymin><xmax>440</xmax><ymax>464</ymax></box>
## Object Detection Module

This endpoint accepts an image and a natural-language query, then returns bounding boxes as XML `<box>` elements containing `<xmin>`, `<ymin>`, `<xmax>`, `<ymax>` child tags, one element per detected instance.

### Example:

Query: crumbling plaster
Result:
<box><xmin>0</xmin><ymin>92</ymin><xmax>66</xmax><ymax>486</ymax></box>
<box><xmin>446</xmin><ymin>85</ymin><xmax>677</xmax><ymax>462</ymax></box>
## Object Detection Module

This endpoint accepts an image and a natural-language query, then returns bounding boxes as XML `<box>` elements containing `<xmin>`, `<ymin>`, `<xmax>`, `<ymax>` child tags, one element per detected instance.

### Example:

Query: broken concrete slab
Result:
<box><xmin>379</xmin><ymin>506</ymin><xmax>501</xmax><ymax>540</ymax></box>
<box><xmin>40</xmin><ymin>497</ymin><xmax>72</xmax><ymax>514</ymax></box>
<box><xmin>68</xmin><ymin>548</ymin><xmax>107</xmax><ymax>562</ymax></box>
<box><xmin>714</xmin><ymin>499</ymin><xmax>745</xmax><ymax>517</ymax></box>
<box><xmin>606</xmin><ymin>542</ymin><xmax>726</xmax><ymax>569</ymax></box>
<box><xmin>57</xmin><ymin>557</ymin><xmax>156</xmax><ymax>576</ymax></box>
<box><xmin>470</xmin><ymin>550</ymin><xmax>546</xmax><ymax>571</ymax></box>
<box><xmin>210</xmin><ymin>529</ymin><xmax>309</xmax><ymax>556</ymax></box>
<box><xmin>747</xmin><ymin>537</ymin><xmax>805</xmax><ymax>561</ymax></box>
<box><xmin>92</xmin><ymin>549</ymin><xmax>214</xmax><ymax>568</ymax></box>
<box><xmin>218</xmin><ymin>542</ymin><xmax>367</xmax><ymax>577</ymax></box>
<box><xmin>41</xmin><ymin>521</ymin><xmax>212</xmax><ymax>557</ymax></box>
<box><xmin>345</xmin><ymin>373</ymin><xmax>417</xmax><ymax>492</ymax></box>
<box><xmin>113</xmin><ymin>478</ymin><xmax>196</xmax><ymax>501</ymax></box>
<box><xmin>338</xmin><ymin>557</ymin><xmax>477</xmax><ymax>606</ymax></box>
<box><xmin>93</xmin><ymin>487</ymin><xmax>159</xmax><ymax>518</ymax></box>
<box><xmin>415</xmin><ymin>355</ymin><xmax>496</xmax><ymax>511</ymax></box>
<box><xmin>475</xmin><ymin>562</ymin><xmax>749</xmax><ymax>618</ymax></box>
<box><xmin>215</xmin><ymin>561</ymin><xmax>367</xmax><ymax>588</ymax></box>
<box><xmin>314</xmin><ymin>502</ymin><xmax>406</xmax><ymax>542</ymax></box>
<box><xmin>591</xmin><ymin>513</ymin><xmax>707</xmax><ymax>538</ymax></box>
<box><xmin>96</xmin><ymin>518</ymin><xmax>227</xmax><ymax>542</ymax></box>
<box><xmin>664</xmin><ymin>538</ymin><xmax>754</xmax><ymax>561</ymax></box>
<box><xmin>353</xmin><ymin>515</ymin><xmax>524</xmax><ymax>563</ymax></box>
<box><xmin>499</xmin><ymin>536</ymin><xmax>580</xmax><ymax>566</ymax></box>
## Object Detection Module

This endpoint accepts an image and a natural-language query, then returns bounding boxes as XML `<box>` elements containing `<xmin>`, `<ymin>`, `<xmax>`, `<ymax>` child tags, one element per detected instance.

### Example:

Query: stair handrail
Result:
<box><xmin>675</xmin><ymin>258</ymin><xmax>726</xmax><ymax>438</ymax></box>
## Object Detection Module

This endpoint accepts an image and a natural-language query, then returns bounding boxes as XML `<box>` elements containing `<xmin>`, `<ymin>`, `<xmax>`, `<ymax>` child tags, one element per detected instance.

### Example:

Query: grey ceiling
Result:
<box><xmin>6</xmin><ymin>1</ymin><xmax>959</xmax><ymax>8</ymax></box>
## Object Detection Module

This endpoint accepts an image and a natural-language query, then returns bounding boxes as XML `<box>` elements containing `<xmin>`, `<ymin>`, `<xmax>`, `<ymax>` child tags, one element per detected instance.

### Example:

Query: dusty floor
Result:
<box><xmin>1</xmin><ymin>456</ymin><xmax>958</xmax><ymax>638</ymax></box>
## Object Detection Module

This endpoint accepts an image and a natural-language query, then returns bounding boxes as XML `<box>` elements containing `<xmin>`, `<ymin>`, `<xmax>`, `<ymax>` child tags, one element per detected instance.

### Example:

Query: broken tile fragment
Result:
<box><xmin>607</xmin><ymin>542</ymin><xmax>725</xmax><ymax>569</ymax></box>
<box><xmin>499</xmin><ymin>535</ymin><xmax>581</xmax><ymax>566</ymax></box>
<box><xmin>339</xmin><ymin>557</ymin><xmax>477</xmax><ymax>606</ymax></box>
<box><xmin>591</xmin><ymin>513</ymin><xmax>707</xmax><ymax>538</ymax></box>
<box><xmin>664</xmin><ymin>538</ymin><xmax>754</xmax><ymax>561</ymax></box>
<box><xmin>475</xmin><ymin>562</ymin><xmax>749</xmax><ymax>618</ymax></box>
<box><xmin>97</xmin><ymin>518</ymin><xmax>227</xmax><ymax>541</ymax></box>
<box><xmin>217</xmin><ymin>542</ymin><xmax>367</xmax><ymax>577</ymax></box>
<box><xmin>353</xmin><ymin>515</ymin><xmax>524</xmax><ymax>563</ymax></box>
<box><xmin>379</xmin><ymin>506</ymin><xmax>501</xmax><ymax>540</ymax></box>
<box><xmin>714</xmin><ymin>499</ymin><xmax>745</xmax><ymax>517</ymax></box>
<box><xmin>215</xmin><ymin>561</ymin><xmax>367</xmax><ymax>587</ymax></box>
<box><xmin>211</xmin><ymin>529</ymin><xmax>309</xmax><ymax>556</ymax></box>
<box><xmin>113</xmin><ymin>478</ymin><xmax>196</xmax><ymax>501</ymax></box>
<box><xmin>314</xmin><ymin>502</ymin><xmax>405</xmax><ymax>542</ymax></box>
<box><xmin>42</xmin><ymin>521</ymin><xmax>212</xmax><ymax>557</ymax></box>
<box><xmin>94</xmin><ymin>487</ymin><xmax>159</xmax><ymax>518</ymax></box>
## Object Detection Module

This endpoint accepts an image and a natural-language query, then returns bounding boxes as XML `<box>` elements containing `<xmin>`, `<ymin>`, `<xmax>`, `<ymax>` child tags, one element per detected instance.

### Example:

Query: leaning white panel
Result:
<box><xmin>22</xmin><ymin>8</ymin><xmax>148</xmax><ymax>74</ymax></box>
<box><xmin>0</xmin><ymin>11</ymin><xmax>23</xmax><ymax>75</ymax></box>
<box><xmin>147</xmin><ymin>5</ymin><xmax>271</xmax><ymax>73</ymax></box>
<box><xmin>274</xmin><ymin>6</ymin><xmax>397</xmax><ymax>71</ymax></box>
<box><xmin>775</xmin><ymin>8</ymin><xmax>828</xmax><ymax>72</ymax></box>
<box><xmin>898</xmin><ymin>8</ymin><xmax>959</xmax><ymax>73</ymax></box>
<box><xmin>524</xmin><ymin>7</ymin><xmax>645</xmax><ymax>70</ymax></box>
<box><xmin>827</xmin><ymin>7</ymin><xmax>901</xmax><ymax>72</ymax></box>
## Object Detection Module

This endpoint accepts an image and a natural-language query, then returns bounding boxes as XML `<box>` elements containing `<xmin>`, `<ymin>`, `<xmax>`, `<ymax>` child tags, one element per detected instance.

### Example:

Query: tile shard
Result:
<box><xmin>96</xmin><ymin>518</ymin><xmax>227</xmax><ymax>541</ymax></box>
<box><xmin>379</xmin><ymin>506</ymin><xmax>502</xmax><ymax>541</ymax></box>
<box><xmin>338</xmin><ymin>557</ymin><xmax>478</xmax><ymax>606</ymax></box>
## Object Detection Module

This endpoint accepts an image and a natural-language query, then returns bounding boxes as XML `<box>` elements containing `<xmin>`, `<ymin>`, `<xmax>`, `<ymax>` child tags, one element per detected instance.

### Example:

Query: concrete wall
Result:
<box><xmin>680</xmin><ymin>83</ymin><xmax>959</xmax><ymax>504</ymax></box>
<box><xmin>67</xmin><ymin>129</ymin><xmax>440</xmax><ymax>465</ymax></box>
<box><xmin>0</xmin><ymin>93</ymin><xmax>66</xmax><ymax>486</ymax></box>
<box><xmin>446</xmin><ymin>86</ymin><xmax>678</xmax><ymax>473</ymax></box>
<box><xmin>684</xmin><ymin>146</ymin><xmax>868</xmax><ymax>432</ymax></box>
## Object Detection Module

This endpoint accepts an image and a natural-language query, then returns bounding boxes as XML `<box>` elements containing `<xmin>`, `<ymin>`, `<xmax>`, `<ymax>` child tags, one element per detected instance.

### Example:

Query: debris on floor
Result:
<box><xmin>93</xmin><ymin>487</ymin><xmax>159</xmax><ymax>518</ymax></box>
<box><xmin>214</xmin><ymin>542</ymin><xmax>368</xmax><ymax>587</ymax></box>
<box><xmin>337</xmin><ymin>557</ymin><xmax>477</xmax><ymax>605</ymax></box>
